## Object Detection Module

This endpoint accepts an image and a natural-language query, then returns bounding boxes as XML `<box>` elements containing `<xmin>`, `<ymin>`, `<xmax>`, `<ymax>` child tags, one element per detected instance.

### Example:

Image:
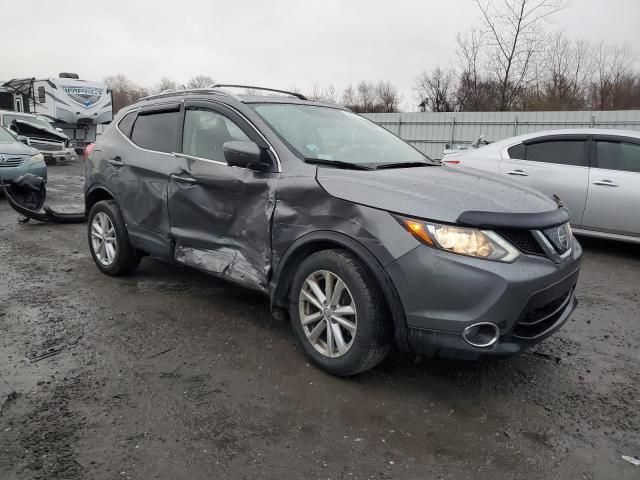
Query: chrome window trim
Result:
<box><xmin>171</xmin><ymin>152</ymin><xmax>227</xmax><ymax>166</ymax></box>
<box><xmin>115</xmin><ymin>102</ymin><xmax>282</xmax><ymax>173</ymax></box>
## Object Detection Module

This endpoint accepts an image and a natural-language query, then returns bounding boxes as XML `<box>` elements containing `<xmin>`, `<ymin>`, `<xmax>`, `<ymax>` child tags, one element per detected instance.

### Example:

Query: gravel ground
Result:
<box><xmin>1</xmin><ymin>161</ymin><xmax>639</xmax><ymax>480</ymax></box>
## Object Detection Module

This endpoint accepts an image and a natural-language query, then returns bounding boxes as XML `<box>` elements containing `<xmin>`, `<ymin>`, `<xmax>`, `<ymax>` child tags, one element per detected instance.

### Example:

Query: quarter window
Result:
<box><xmin>507</xmin><ymin>143</ymin><xmax>525</xmax><ymax>159</ymax></box>
<box><xmin>596</xmin><ymin>140</ymin><xmax>640</xmax><ymax>173</ymax></box>
<box><xmin>117</xmin><ymin>111</ymin><xmax>136</xmax><ymax>139</ymax></box>
<box><xmin>519</xmin><ymin>140</ymin><xmax>587</xmax><ymax>167</ymax></box>
<box><xmin>182</xmin><ymin>109</ymin><xmax>250</xmax><ymax>163</ymax></box>
<box><xmin>38</xmin><ymin>87</ymin><xmax>46</xmax><ymax>103</ymax></box>
<box><xmin>130</xmin><ymin>110</ymin><xmax>180</xmax><ymax>153</ymax></box>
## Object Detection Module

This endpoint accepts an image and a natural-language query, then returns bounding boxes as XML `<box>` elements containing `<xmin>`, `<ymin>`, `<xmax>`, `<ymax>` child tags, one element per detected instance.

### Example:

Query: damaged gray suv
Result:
<box><xmin>85</xmin><ymin>85</ymin><xmax>582</xmax><ymax>376</ymax></box>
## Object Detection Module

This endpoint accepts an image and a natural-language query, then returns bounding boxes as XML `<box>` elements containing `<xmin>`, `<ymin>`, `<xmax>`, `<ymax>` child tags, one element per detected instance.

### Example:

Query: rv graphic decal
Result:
<box><xmin>63</xmin><ymin>86</ymin><xmax>103</xmax><ymax>107</ymax></box>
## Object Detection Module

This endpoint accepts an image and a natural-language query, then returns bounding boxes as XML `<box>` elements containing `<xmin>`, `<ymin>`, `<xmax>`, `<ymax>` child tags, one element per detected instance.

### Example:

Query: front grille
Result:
<box><xmin>513</xmin><ymin>289</ymin><xmax>573</xmax><ymax>338</ymax></box>
<box><xmin>496</xmin><ymin>229</ymin><xmax>545</xmax><ymax>256</ymax></box>
<box><xmin>0</xmin><ymin>157</ymin><xmax>24</xmax><ymax>168</ymax></box>
<box><xmin>29</xmin><ymin>139</ymin><xmax>65</xmax><ymax>152</ymax></box>
<box><xmin>543</xmin><ymin>223</ymin><xmax>571</xmax><ymax>254</ymax></box>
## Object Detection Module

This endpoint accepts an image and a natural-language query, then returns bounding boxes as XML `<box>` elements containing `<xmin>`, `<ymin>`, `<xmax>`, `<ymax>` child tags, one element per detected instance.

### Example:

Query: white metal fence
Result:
<box><xmin>363</xmin><ymin>110</ymin><xmax>640</xmax><ymax>159</ymax></box>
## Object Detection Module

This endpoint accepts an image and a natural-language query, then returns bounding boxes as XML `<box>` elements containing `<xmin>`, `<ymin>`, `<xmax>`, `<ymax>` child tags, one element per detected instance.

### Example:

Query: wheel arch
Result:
<box><xmin>85</xmin><ymin>185</ymin><xmax>115</xmax><ymax>215</ymax></box>
<box><xmin>270</xmin><ymin>231</ymin><xmax>410</xmax><ymax>351</ymax></box>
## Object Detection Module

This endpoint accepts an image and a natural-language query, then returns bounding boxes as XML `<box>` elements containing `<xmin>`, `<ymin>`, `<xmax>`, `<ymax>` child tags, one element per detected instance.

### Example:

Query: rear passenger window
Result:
<box><xmin>596</xmin><ymin>141</ymin><xmax>640</xmax><ymax>173</ymax></box>
<box><xmin>507</xmin><ymin>143</ymin><xmax>525</xmax><ymax>159</ymax></box>
<box><xmin>117</xmin><ymin>112</ymin><xmax>136</xmax><ymax>139</ymax></box>
<box><xmin>525</xmin><ymin>140</ymin><xmax>586</xmax><ymax>167</ymax></box>
<box><xmin>131</xmin><ymin>110</ymin><xmax>180</xmax><ymax>153</ymax></box>
<box><xmin>182</xmin><ymin>109</ymin><xmax>250</xmax><ymax>163</ymax></box>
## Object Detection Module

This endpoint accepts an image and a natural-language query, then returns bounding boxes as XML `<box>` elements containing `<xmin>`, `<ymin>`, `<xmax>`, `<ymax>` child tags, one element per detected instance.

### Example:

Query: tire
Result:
<box><xmin>289</xmin><ymin>249</ymin><xmax>391</xmax><ymax>376</ymax></box>
<box><xmin>87</xmin><ymin>200</ymin><xmax>140</xmax><ymax>276</ymax></box>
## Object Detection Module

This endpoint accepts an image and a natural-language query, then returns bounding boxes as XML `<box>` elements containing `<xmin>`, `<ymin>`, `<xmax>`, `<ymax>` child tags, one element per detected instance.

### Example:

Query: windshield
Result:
<box><xmin>0</xmin><ymin>127</ymin><xmax>17</xmax><ymax>143</ymax></box>
<box><xmin>3</xmin><ymin>114</ymin><xmax>54</xmax><ymax>131</ymax></box>
<box><xmin>252</xmin><ymin>104</ymin><xmax>431</xmax><ymax>166</ymax></box>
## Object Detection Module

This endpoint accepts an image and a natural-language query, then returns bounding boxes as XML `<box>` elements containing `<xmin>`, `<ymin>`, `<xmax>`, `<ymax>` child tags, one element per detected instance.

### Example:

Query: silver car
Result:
<box><xmin>443</xmin><ymin>129</ymin><xmax>640</xmax><ymax>244</ymax></box>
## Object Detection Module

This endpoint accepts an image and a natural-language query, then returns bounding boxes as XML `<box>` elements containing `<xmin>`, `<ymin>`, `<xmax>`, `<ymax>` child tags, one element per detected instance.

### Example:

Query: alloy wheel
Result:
<box><xmin>91</xmin><ymin>212</ymin><xmax>117</xmax><ymax>266</ymax></box>
<box><xmin>298</xmin><ymin>270</ymin><xmax>357</xmax><ymax>358</ymax></box>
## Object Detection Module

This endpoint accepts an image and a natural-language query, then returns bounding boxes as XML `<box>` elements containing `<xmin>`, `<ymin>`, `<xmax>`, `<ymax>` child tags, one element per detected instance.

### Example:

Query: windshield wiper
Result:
<box><xmin>304</xmin><ymin>158</ymin><xmax>373</xmax><ymax>170</ymax></box>
<box><xmin>374</xmin><ymin>161</ymin><xmax>435</xmax><ymax>170</ymax></box>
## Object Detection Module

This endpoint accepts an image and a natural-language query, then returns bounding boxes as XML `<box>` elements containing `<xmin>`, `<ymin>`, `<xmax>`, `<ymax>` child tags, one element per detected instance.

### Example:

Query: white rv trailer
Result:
<box><xmin>0</xmin><ymin>74</ymin><xmax>113</xmax><ymax>150</ymax></box>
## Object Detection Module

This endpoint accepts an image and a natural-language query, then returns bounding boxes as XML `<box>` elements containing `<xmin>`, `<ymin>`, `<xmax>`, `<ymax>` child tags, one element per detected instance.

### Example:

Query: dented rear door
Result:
<box><xmin>168</xmin><ymin>101</ymin><xmax>278</xmax><ymax>292</ymax></box>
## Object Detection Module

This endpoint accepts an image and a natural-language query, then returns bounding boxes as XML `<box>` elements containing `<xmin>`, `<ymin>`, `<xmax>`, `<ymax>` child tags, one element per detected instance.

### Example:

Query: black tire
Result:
<box><xmin>87</xmin><ymin>200</ymin><xmax>140</xmax><ymax>276</ymax></box>
<box><xmin>289</xmin><ymin>249</ymin><xmax>391</xmax><ymax>376</ymax></box>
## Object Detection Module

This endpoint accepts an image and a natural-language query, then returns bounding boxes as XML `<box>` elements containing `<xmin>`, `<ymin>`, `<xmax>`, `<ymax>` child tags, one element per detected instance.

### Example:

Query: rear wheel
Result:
<box><xmin>87</xmin><ymin>200</ymin><xmax>140</xmax><ymax>276</ymax></box>
<box><xmin>289</xmin><ymin>249</ymin><xmax>391</xmax><ymax>376</ymax></box>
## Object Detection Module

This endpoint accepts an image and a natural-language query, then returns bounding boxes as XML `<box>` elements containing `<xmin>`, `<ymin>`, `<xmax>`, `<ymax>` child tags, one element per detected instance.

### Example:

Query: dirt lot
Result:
<box><xmin>0</xmin><ymin>161</ymin><xmax>638</xmax><ymax>480</ymax></box>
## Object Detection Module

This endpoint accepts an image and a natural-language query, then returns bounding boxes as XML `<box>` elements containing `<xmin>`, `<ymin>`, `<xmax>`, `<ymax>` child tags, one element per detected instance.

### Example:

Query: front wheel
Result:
<box><xmin>289</xmin><ymin>249</ymin><xmax>391</xmax><ymax>376</ymax></box>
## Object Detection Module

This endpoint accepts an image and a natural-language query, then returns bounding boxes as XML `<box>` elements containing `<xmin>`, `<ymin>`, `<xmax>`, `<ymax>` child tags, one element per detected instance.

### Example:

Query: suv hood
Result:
<box><xmin>11</xmin><ymin>120</ymin><xmax>67</xmax><ymax>143</ymax></box>
<box><xmin>316</xmin><ymin>165</ymin><xmax>558</xmax><ymax>224</ymax></box>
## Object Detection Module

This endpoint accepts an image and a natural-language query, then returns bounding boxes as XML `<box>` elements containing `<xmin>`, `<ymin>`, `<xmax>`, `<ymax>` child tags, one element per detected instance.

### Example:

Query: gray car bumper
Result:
<box><xmin>385</xmin><ymin>240</ymin><xmax>582</xmax><ymax>359</ymax></box>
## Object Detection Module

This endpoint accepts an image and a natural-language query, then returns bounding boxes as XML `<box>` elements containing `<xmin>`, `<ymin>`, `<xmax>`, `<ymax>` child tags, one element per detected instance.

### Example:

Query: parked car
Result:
<box><xmin>84</xmin><ymin>85</ymin><xmax>582</xmax><ymax>376</ymax></box>
<box><xmin>0</xmin><ymin>125</ymin><xmax>47</xmax><ymax>186</ymax></box>
<box><xmin>0</xmin><ymin>110</ymin><xmax>75</xmax><ymax>164</ymax></box>
<box><xmin>443</xmin><ymin>129</ymin><xmax>640</xmax><ymax>244</ymax></box>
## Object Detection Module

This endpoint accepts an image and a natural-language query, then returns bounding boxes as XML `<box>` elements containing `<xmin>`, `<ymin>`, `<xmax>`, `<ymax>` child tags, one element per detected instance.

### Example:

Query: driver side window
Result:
<box><xmin>182</xmin><ymin>109</ymin><xmax>250</xmax><ymax>163</ymax></box>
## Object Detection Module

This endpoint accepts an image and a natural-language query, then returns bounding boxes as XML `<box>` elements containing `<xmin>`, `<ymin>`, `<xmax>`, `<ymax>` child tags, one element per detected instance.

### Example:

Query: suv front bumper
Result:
<box><xmin>384</xmin><ymin>239</ymin><xmax>582</xmax><ymax>359</ymax></box>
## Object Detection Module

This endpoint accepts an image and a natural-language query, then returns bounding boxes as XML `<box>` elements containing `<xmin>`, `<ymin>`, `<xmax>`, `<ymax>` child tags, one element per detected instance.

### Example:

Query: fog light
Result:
<box><xmin>462</xmin><ymin>322</ymin><xmax>500</xmax><ymax>348</ymax></box>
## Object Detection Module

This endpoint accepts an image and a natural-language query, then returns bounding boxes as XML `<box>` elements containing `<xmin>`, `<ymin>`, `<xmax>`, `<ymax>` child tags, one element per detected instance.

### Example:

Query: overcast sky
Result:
<box><xmin>3</xmin><ymin>0</ymin><xmax>639</xmax><ymax>110</ymax></box>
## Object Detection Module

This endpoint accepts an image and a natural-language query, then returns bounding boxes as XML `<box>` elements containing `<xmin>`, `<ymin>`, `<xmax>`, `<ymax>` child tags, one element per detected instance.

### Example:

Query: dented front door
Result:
<box><xmin>167</xmin><ymin>102</ymin><xmax>278</xmax><ymax>292</ymax></box>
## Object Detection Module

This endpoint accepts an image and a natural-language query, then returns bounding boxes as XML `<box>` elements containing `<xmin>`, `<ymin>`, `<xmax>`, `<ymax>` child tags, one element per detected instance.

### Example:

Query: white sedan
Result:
<box><xmin>442</xmin><ymin>129</ymin><xmax>640</xmax><ymax>244</ymax></box>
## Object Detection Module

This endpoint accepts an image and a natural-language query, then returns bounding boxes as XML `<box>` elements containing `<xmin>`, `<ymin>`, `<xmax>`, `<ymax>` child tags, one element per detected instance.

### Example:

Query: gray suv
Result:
<box><xmin>84</xmin><ymin>85</ymin><xmax>582</xmax><ymax>376</ymax></box>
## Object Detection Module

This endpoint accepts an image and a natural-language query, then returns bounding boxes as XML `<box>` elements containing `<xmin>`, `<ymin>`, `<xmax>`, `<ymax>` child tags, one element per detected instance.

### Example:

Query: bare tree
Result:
<box><xmin>375</xmin><ymin>81</ymin><xmax>401</xmax><ymax>112</ymax></box>
<box><xmin>153</xmin><ymin>77</ymin><xmax>179</xmax><ymax>94</ymax></box>
<box><xmin>186</xmin><ymin>75</ymin><xmax>215</xmax><ymax>89</ymax></box>
<box><xmin>454</xmin><ymin>27</ymin><xmax>497</xmax><ymax>111</ymax></box>
<box><xmin>475</xmin><ymin>0</ymin><xmax>568</xmax><ymax>110</ymax></box>
<box><xmin>341</xmin><ymin>84</ymin><xmax>356</xmax><ymax>108</ymax></box>
<box><xmin>308</xmin><ymin>83</ymin><xmax>340</xmax><ymax>103</ymax></box>
<box><xmin>104</xmin><ymin>74</ymin><xmax>149</xmax><ymax>113</ymax></box>
<box><xmin>528</xmin><ymin>33</ymin><xmax>593</xmax><ymax>109</ymax></box>
<box><xmin>591</xmin><ymin>42</ymin><xmax>636</xmax><ymax>109</ymax></box>
<box><xmin>356</xmin><ymin>81</ymin><xmax>377</xmax><ymax>112</ymax></box>
<box><xmin>413</xmin><ymin>68</ymin><xmax>457</xmax><ymax>112</ymax></box>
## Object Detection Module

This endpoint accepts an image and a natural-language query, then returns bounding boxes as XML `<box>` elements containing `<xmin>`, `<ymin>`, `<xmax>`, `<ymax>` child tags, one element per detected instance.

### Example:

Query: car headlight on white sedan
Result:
<box><xmin>396</xmin><ymin>216</ymin><xmax>521</xmax><ymax>263</ymax></box>
<box><xmin>29</xmin><ymin>153</ymin><xmax>45</xmax><ymax>164</ymax></box>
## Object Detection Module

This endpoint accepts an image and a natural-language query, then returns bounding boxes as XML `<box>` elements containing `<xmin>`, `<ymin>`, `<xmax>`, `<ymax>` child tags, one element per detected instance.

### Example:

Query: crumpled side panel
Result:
<box><xmin>168</xmin><ymin>157</ymin><xmax>277</xmax><ymax>292</ymax></box>
<box><xmin>271</xmin><ymin>175</ymin><xmax>418</xmax><ymax>269</ymax></box>
<box><xmin>174</xmin><ymin>243</ymin><xmax>266</xmax><ymax>290</ymax></box>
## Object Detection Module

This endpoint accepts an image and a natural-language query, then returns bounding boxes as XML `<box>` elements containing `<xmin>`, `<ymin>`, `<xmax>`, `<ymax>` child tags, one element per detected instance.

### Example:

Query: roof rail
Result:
<box><xmin>210</xmin><ymin>84</ymin><xmax>308</xmax><ymax>101</ymax></box>
<box><xmin>140</xmin><ymin>87</ymin><xmax>238</xmax><ymax>102</ymax></box>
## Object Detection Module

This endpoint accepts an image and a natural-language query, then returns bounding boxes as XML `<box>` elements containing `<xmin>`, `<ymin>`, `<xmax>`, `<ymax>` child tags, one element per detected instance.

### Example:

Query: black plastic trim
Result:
<box><xmin>457</xmin><ymin>207</ymin><xmax>570</xmax><ymax>230</ymax></box>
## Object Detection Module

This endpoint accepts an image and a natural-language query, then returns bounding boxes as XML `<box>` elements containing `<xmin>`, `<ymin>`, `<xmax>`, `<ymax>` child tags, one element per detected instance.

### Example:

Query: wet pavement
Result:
<box><xmin>1</xmin><ymin>161</ymin><xmax>639</xmax><ymax>479</ymax></box>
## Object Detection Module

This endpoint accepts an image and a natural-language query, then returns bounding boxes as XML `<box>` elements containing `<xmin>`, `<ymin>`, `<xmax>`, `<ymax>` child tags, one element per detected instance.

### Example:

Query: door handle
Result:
<box><xmin>107</xmin><ymin>156</ymin><xmax>124</xmax><ymax>167</ymax></box>
<box><xmin>170</xmin><ymin>173</ymin><xmax>198</xmax><ymax>185</ymax></box>
<box><xmin>592</xmin><ymin>179</ymin><xmax>619</xmax><ymax>187</ymax></box>
<box><xmin>507</xmin><ymin>169</ymin><xmax>529</xmax><ymax>177</ymax></box>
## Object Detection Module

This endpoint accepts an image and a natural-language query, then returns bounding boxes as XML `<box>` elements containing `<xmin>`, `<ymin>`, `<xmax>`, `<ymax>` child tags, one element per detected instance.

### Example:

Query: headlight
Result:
<box><xmin>396</xmin><ymin>216</ymin><xmax>520</xmax><ymax>263</ymax></box>
<box><xmin>29</xmin><ymin>153</ymin><xmax>45</xmax><ymax>164</ymax></box>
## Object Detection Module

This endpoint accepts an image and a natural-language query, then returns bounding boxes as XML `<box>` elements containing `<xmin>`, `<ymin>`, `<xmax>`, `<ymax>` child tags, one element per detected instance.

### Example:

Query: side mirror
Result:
<box><xmin>223</xmin><ymin>141</ymin><xmax>272</xmax><ymax>171</ymax></box>
<box><xmin>17</xmin><ymin>135</ymin><xmax>29</xmax><ymax>145</ymax></box>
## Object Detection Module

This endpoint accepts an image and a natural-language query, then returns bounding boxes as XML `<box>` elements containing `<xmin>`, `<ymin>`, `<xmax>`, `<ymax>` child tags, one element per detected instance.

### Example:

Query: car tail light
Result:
<box><xmin>84</xmin><ymin>143</ymin><xmax>96</xmax><ymax>161</ymax></box>
<box><xmin>442</xmin><ymin>159</ymin><xmax>460</xmax><ymax>165</ymax></box>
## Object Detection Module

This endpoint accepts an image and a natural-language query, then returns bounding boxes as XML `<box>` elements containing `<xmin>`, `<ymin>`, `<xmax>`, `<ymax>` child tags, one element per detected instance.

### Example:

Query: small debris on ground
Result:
<box><xmin>622</xmin><ymin>455</ymin><xmax>640</xmax><ymax>466</ymax></box>
<box><xmin>26</xmin><ymin>344</ymin><xmax>65</xmax><ymax>363</ymax></box>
